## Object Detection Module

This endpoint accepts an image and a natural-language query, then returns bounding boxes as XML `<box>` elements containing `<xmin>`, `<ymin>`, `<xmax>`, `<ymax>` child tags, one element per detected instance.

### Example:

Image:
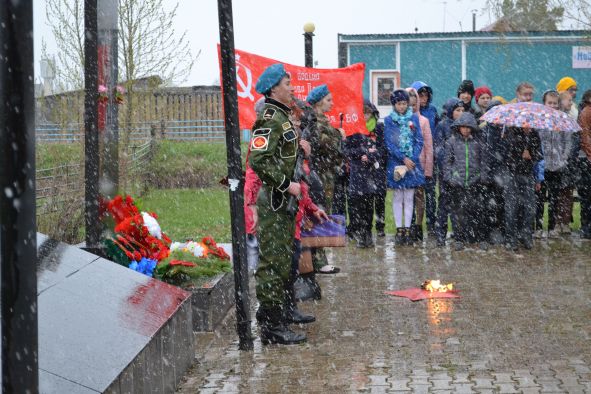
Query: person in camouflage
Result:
<box><xmin>248</xmin><ymin>63</ymin><xmax>307</xmax><ymax>345</ymax></box>
<box><xmin>305</xmin><ymin>84</ymin><xmax>345</xmax><ymax>274</ymax></box>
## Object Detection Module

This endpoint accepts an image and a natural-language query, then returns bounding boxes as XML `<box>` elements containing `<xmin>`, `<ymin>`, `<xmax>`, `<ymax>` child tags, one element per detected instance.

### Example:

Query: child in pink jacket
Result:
<box><xmin>406</xmin><ymin>88</ymin><xmax>434</xmax><ymax>241</ymax></box>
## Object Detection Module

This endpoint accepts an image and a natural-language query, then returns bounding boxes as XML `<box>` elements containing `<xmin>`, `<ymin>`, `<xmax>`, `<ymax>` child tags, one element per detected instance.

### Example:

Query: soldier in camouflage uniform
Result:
<box><xmin>248</xmin><ymin>63</ymin><xmax>307</xmax><ymax>345</ymax></box>
<box><xmin>306</xmin><ymin>85</ymin><xmax>345</xmax><ymax>274</ymax></box>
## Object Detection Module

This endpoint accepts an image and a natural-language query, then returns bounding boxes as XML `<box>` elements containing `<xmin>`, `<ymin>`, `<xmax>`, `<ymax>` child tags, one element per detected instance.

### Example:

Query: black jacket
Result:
<box><xmin>345</xmin><ymin>129</ymin><xmax>384</xmax><ymax>196</ymax></box>
<box><xmin>502</xmin><ymin>128</ymin><xmax>543</xmax><ymax>176</ymax></box>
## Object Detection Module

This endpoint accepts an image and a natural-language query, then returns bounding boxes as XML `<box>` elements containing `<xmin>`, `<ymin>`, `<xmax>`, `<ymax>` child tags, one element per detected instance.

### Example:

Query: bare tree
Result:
<box><xmin>484</xmin><ymin>0</ymin><xmax>564</xmax><ymax>31</ymax></box>
<box><xmin>45</xmin><ymin>0</ymin><xmax>85</xmax><ymax>91</ymax></box>
<box><xmin>117</xmin><ymin>0</ymin><xmax>199</xmax><ymax>147</ymax></box>
<box><xmin>551</xmin><ymin>0</ymin><xmax>591</xmax><ymax>29</ymax></box>
<box><xmin>118</xmin><ymin>0</ymin><xmax>196</xmax><ymax>87</ymax></box>
<box><xmin>45</xmin><ymin>0</ymin><xmax>198</xmax><ymax>91</ymax></box>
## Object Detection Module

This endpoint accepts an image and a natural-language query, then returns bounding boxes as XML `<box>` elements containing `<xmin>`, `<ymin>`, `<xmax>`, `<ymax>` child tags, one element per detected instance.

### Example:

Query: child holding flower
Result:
<box><xmin>385</xmin><ymin>89</ymin><xmax>425</xmax><ymax>245</ymax></box>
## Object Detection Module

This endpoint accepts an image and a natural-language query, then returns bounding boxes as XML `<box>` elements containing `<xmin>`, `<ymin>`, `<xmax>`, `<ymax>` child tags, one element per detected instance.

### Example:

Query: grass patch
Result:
<box><xmin>137</xmin><ymin>188</ymin><xmax>581</xmax><ymax>243</ymax></box>
<box><xmin>145</xmin><ymin>141</ymin><xmax>247</xmax><ymax>188</ymax></box>
<box><xmin>36</xmin><ymin>142</ymin><xmax>83</xmax><ymax>169</ymax></box>
<box><xmin>383</xmin><ymin>190</ymin><xmax>581</xmax><ymax>233</ymax></box>
<box><xmin>137</xmin><ymin>188</ymin><xmax>231</xmax><ymax>242</ymax></box>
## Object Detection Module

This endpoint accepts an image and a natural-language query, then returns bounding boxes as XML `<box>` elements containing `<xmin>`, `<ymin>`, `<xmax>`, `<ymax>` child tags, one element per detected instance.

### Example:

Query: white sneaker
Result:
<box><xmin>548</xmin><ymin>228</ymin><xmax>560</xmax><ymax>238</ymax></box>
<box><xmin>534</xmin><ymin>229</ymin><xmax>544</xmax><ymax>239</ymax></box>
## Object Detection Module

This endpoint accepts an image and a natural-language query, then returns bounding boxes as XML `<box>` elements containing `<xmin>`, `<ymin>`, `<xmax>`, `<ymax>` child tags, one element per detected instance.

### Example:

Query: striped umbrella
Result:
<box><xmin>481</xmin><ymin>102</ymin><xmax>581</xmax><ymax>132</ymax></box>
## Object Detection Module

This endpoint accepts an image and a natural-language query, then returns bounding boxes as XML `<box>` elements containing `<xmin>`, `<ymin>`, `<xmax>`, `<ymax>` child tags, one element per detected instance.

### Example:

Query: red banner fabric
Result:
<box><xmin>218</xmin><ymin>45</ymin><xmax>368</xmax><ymax>136</ymax></box>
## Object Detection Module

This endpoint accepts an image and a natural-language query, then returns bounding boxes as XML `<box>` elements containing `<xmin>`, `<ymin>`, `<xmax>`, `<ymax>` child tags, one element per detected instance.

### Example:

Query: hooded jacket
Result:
<box><xmin>433</xmin><ymin>98</ymin><xmax>463</xmax><ymax>170</ymax></box>
<box><xmin>384</xmin><ymin>110</ymin><xmax>425</xmax><ymax>189</ymax></box>
<box><xmin>406</xmin><ymin>87</ymin><xmax>434</xmax><ymax>177</ymax></box>
<box><xmin>442</xmin><ymin>113</ymin><xmax>483</xmax><ymax>187</ymax></box>
<box><xmin>479</xmin><ymin>99</ymin><xmax>504</xmax><ymax>183</ymax></box>
<box><xmin>410</xmin><ymin>81</ymin><xmax>440</xmax><ymax>132</ymax></box>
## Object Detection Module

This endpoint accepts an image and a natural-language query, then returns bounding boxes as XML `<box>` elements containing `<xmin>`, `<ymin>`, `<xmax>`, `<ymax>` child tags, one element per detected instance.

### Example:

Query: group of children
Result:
<box><xmin>343</xmin><ymin>77</ymin><xmax>591</xmax><ymax>252</ymax></box>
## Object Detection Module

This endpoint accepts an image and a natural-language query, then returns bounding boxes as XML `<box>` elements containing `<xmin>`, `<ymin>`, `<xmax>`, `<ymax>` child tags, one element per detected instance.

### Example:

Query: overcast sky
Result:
<box><xmin>32</xmin><ymin>0</ymin><xmax>533</xmax><ymax>86</ymax></box>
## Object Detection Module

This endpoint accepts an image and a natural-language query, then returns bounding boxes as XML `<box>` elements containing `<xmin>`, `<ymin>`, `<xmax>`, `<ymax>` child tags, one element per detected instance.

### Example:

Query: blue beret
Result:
<box><xmin>390</xmin><ymin>89</ymin><xmax>410</xmax><ymax>105</ymax></box>
<box><xmin>255</xmin><ymin>63</ymin><xmax>287</xmax><ymax>95</ymax></box>
<box><xmin>307</xmin><ymin>84</ymin><xmax>330</xmax><ymax>105</ymax></box>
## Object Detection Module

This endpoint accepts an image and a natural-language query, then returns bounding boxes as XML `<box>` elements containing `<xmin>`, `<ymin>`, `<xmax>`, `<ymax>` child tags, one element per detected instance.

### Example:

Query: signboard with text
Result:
<box><xmin>573</xmin><ymin>46</ymin><xmax>591</xmax><ymax>69</ymax></box>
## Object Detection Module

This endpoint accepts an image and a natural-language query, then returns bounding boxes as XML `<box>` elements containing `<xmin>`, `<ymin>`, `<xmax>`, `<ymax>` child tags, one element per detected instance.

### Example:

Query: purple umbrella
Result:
<box><xmin>481</xmin><ymin>102</ymin><xmax>581</xmax><ymax>132</ymax></box>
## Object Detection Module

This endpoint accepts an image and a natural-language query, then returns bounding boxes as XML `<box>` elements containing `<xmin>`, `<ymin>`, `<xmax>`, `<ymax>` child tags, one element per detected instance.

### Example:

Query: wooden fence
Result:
<box><xmin>36</xmin><ymin>85</ymin><xmax>223</xmax><ymax>137</ymax></box>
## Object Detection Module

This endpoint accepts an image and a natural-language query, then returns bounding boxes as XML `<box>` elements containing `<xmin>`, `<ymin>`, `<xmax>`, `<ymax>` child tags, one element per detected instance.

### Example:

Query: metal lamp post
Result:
<box><xmin>303</xmin><ymin>22</ymin><xmax>315</xmax><ymax>68</ymax></box>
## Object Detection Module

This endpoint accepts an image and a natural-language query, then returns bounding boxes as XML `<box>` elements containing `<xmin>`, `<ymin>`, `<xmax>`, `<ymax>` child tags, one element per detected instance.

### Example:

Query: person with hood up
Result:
<box><xmin>406</xmin><ymin>87</ymin><xmax>433</xmax><ymax>242</ymax></box>
<box><xmin>475</xmin><ymin>86</ymin><xmax>493</xmax><ymax>119</ymax></box>
<box><xmin>556</xmin><ymin>76</ymin><xmax>579</xmax><ymax>120</ymax></box>
<box><xmin>443</xmin><ymin>112</ymin><xmax>487</xmax><ymax>251</ymax></box>
<box><xmin>385</xmin><ymin>89</ymin><xmax>424</xmax><ymax>245</ymax></box>
<box><xmin>457</xmin><ymin>80</ymin><xmax>478</xmax><ymax>116</ymax></box>
<box><xmin>344</xmin><ymin>99</ymin><xmax>385</xmax><ymax>248</ymax></box>
<box><xmin>433</xmin><ymin>98</ymin><xmax>465</xmax><ymax>246</ymax></box>
<box><xmin>411</xmin><ymin>81</ymin><xmax>440</xmax><ymax>234</ymax></box>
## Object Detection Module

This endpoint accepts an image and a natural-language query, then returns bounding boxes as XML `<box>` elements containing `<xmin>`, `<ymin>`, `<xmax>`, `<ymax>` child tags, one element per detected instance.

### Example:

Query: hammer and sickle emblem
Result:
<box><xmin>236</xmin><ymin>62</ymin><xmax>254</xmax><ymax>101</ymax></box>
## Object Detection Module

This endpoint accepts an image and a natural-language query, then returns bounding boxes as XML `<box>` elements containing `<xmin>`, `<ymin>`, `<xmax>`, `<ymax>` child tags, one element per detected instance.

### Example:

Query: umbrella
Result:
<box><xmin>481</xmin><ymin>102</ymin><xmax>581</xmax><ymax>132</ymax></box>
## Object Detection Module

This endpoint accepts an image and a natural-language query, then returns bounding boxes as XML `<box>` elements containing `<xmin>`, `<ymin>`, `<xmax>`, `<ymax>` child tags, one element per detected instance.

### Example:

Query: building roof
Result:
<box><xmin>338</xmin><ymin>30</ymin><xmax>590</xmax><ymax>43</ymax></box>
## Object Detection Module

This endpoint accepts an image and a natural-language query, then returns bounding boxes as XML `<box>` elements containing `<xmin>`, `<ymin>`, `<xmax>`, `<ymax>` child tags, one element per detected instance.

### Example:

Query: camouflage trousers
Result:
<box><xmin>255</xmin><ymin>187</ymin><xmax>296</xmax><ymax>308</ymax></box>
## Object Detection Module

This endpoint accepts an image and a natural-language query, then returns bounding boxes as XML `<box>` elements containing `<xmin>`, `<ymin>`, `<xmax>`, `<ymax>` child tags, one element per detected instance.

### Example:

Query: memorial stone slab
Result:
<box><xmin>37</xmin><ymin>234</ymin><xmax>194</xmax><ymax>393</ymax></box>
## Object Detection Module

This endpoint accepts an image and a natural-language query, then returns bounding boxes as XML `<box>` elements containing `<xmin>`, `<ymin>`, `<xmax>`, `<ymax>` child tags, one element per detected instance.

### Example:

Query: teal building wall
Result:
<box><xmin>339</xmin><ymin>31</ymin><xmax>591</xmax><ymax>111</ymax></box>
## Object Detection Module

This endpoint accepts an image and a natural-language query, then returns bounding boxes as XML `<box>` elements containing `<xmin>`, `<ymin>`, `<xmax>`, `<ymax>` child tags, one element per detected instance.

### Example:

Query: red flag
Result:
<box><xmin>218</xmin><ymin>45</ymin><xmax>368</xmax><ymax>136</ymax></box>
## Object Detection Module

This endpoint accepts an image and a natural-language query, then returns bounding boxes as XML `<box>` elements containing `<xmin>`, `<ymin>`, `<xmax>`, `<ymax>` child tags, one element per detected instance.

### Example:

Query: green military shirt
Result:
<box><xmin>249</xmin><ymin>98</ymin><xmax>298</xmax><ymax>200</ymax></box>
<box><xmin>314</xmin><ymin>113</ymin><xmax>344</xmax><ymax>176</ymax></box>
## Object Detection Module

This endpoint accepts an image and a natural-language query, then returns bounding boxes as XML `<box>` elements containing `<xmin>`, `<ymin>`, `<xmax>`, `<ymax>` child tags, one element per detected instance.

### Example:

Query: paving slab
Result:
<box><xmin>177</xmin><ymin>237</ymin><xmax>591</xmax><ymax>392</ymax></box>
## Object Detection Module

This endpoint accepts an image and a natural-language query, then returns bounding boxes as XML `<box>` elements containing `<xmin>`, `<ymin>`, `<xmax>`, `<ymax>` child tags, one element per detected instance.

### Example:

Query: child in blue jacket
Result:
<box><xmin>385</xmin><ymin>89</ymin><xmax>425</xmax><ymax>245</ymax></box>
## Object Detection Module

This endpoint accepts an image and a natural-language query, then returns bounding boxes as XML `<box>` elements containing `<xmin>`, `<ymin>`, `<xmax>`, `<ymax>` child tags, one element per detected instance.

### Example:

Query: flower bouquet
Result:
<box><xmin>154</xmin><ymin>237</ymin><xmax>231</xmax><ymax>286</ymax></box>
<box><xmin>103</xmin><ymin>195</ymin><xmax>231</xmax><ymax>285</ymax></box>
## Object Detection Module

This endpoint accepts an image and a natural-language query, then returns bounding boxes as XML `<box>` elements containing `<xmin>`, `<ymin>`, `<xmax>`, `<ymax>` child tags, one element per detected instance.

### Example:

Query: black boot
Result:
<box><xmin>404</xmin><ymin>227</ymin><xmax>413</xmax><ymax>246</ymax></box>
<box><xmin>356</xmin><ymin>233</ymin><xmax>367</xmax><ymax>248</ymax></box>
<box><xmin>294</xmin><ymin>273</ymin><xmax>322</xmax><ymax>301</ymax></box>
<box><xmin>364</xmin><ymin>231</ymin><xmax>374</xmax><ymax>247</ymax></box>
<box><xmin>256</xmin><ymin>306</ymin><xmax>307</xmax><ymax>345</ymax></box>
<box><xmin>395</xmin><ymin>228</ymin><xmax>404</xmax><ymax>245</ymax></box>
<box><xmin>413</xmin><ymin>224</ymin><xmax>423</xmax><ymax>242</ymax></box>
<box><xmin>285</xmin><ymin>284</ymin><xmax>315</xmax><ymax>324</ymax></box>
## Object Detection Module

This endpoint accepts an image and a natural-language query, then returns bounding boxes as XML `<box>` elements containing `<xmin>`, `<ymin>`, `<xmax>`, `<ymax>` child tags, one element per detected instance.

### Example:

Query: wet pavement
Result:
<box><xmin>177</xmin><ymin>236</ymin><xmax>591</xmax><ymax>393</ymax></box>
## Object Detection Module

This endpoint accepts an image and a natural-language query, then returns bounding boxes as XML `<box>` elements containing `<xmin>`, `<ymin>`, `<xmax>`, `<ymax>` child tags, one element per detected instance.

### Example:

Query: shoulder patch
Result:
<box><xmin>282</xmin><ymin>121</ymin><xmax>292</xmax><ymax>130</ymax></box>
<box><xmin>283</xmin><ymin>129</ymin><xmax>297</xmax><ymax>142</ymax></box>
<box><xmin>250</xmin><ymin>135</ymin><xmax>269</xmax><ymax>151</ymax></box>
<box><xmin>263</xmin><ymin>108</ymin><xmax>276</xmax><ymax>120</ymax></box>
<box><xmin>252</xmin><ymin>128</ymin><xmax>271</xmax><ymax>136</ymax></box>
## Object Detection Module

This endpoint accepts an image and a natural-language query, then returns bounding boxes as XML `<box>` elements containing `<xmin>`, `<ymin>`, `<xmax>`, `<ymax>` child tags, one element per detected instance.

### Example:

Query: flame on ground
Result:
<box><xmin>422</xmin><ymin>279</ymin><xmax>454</xmax><ymax>293</ymax></box>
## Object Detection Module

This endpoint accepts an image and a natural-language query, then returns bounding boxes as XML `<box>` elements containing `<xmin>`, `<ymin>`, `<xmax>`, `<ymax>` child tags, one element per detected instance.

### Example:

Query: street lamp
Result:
<box><xmin>303</xmin><ymin>22</ymin><xmax>315</xmax><ymax>68</ymax></box>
